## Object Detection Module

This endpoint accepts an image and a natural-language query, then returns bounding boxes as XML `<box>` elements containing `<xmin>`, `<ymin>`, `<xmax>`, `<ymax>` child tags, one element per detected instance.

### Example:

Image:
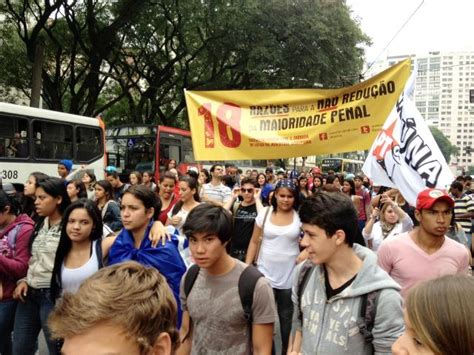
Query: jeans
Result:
<box><xmin>0</xmin><ymin>299</ymin><xmax>17</xmax><ymax>355</ymax></box>
<box><xmin>12</xmin><ymin>287</ymin><xmax>59</xmax><ymax>355</ymax></box>
<box><xmin>273</xmin><ymin>288</ymin><xmax>293</xmax><ymax>355</ymax></box>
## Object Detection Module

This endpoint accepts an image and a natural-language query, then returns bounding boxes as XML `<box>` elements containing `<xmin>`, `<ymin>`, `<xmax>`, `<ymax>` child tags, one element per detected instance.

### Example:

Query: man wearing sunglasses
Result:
<box><xmin>224</xmin><ymin>177</ymin><xmax>263</xmax><ymax>262</ymax></box>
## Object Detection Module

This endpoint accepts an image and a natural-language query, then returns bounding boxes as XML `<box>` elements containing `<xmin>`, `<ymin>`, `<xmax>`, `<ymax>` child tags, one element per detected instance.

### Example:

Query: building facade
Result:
<box><xmin>367</xmin><ymin>52</ymin><xmax>474</xmax><ymax>173</ymax></box>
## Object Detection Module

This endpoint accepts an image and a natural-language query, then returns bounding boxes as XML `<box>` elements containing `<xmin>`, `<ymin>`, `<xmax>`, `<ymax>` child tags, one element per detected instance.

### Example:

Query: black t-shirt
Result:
<box><xmin>114</xmin><ymin>183</ymin><xmax>130</xmax><ymax>202</ymax></box>
<box><xmin>324</xmin><ymin>266</ymin><xmax>357</xmax><ymax>300</ymax></box>
<box><xmin>230</xmin><ymin>203</ymin><xmax>258</xmax><ymax>252</ymax></box>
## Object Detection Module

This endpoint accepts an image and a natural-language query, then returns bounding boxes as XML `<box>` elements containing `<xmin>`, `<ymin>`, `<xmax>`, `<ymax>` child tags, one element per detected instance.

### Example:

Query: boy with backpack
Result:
<box><xmin>178</xmin><ymin>203</ymin><xmax>275</xmax><ymax>355</ymax></box>
<box><xmin>289</xmin><ymin>193</ymin><xmax>404</xmax><ymax>354</ymax></box>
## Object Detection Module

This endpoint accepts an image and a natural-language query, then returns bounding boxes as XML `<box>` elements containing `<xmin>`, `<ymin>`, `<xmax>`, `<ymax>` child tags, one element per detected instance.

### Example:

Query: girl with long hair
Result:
<box><xmin>392</xmin><ymin>275</ymin><xmax>474</xmax><ymax>355</ymax></box>
<box><xmin>297</xmin><ymin>175</ymin><xmax>312</xmax><ymax>199</ymax></box>
<box><xmin>94</xmin><ymin>180</ymin><xmax>122</xmax><ymax>232</ymax></box>
<box><xmin>157</xmin><ymin>172</ymin><xmax>179</xmax><ymax>225</ymax></box>
<box><xmin>166</xmin><ymin>176</ymin><xmax>200</xmax><ymax>237</ymax></box>
<box><xmin>245</xmin><ymin>179</ymin><xmax>306</xmax><ymax>354</ymax></box>
<box><xmin>21</xmin><ymin>172</ymin><xmax>48</xmax><ymax>220</ymax></box>
<box><xmin>257</xmin><ymin>172</ymin><xmax>273</xmax><ymax>206</ymax></box>
<box><xmin>66</xmin><ymin>179</ymin><xmax>87</xmax><ymax>202</ymax></box>
<box><xmin>142</xmin><ymin>171</ymin><xmax>157</xmax><ymax>192</ymax></box>
<box><xmin>107</xmin><ymin>185</ymin><xmax>186</xmax><ymax>326</ymax></box>
<box><xmin>0</xmin><ymin>190</ymin><xmax>35</xmax><ymax>354</ymax></box>
<box><xmin>341</xmin><ymin>179</ymin><xmax>362</xmax><ymax>211</ymax></box>
<box><xmin>311</xmin><ymin>175</ymin><xmax>323</xmax><ymax>194</ymax></box>
<box><xmin>51</xmin><ymin>199</ymin><xmax>116</xmax><ymax>301</ymax></box>
<box><xmin>362</xmin><ymin>193</ymin><xmax>413</xmax><ymax>251</ymax></box>
<box><xmin>198</xmin><ymin>168</ymin><xmax>211</xmax><ymax>185</ymax></box>
<box><xmin>165</xmin><ymin>159</ymin><xmax>177</xmax><ymax>172</ymax></box>
<box><xmin>12</xmin><ymin>177</ymin><xmax>70</xmax><ymax>355</ymax></box>
<box><xmin>129</xmin><ymin>171</ymin><xmax>142</xmax><ymax>186</ymax></box>
<box><xmin>81</xmin><ymin>170</ymin><xmax>97</xmax><ymax>200</ymax></box>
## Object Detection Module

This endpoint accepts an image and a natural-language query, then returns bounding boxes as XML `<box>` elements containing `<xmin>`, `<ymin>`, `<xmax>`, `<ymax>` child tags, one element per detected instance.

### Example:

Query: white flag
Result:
<box><xmin>362</xmin><ymin>91</ymin><xmax>454</xmax><ymax>206</ymax></box>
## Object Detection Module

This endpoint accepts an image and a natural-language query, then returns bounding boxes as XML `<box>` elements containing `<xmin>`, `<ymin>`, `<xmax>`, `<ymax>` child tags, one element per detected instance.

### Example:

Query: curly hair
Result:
<box><xmin>48</xmin><ymin>261</ymin><xmax>180</xmax><ymax>354</ymax></box>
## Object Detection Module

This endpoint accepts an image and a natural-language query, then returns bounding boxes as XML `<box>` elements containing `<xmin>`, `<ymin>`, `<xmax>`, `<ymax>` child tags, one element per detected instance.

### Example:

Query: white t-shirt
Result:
<box><xmin>168</xmin><ymin>207</ymin><xmax>193</xmax><ymax>266</ymax></box>
<box><xmin>255</xmin><ymin>206</ymin><xmax>302</xmax><ymax>289</ymax></box>
<box><xmin>167</xmin><ymin>207</ymin><xmax>190</xmax><ymax>237</ymax></box>
<box><xmin>363</xmin><ymin>215</ymin><xmax>414</xmax><ymax>252</ymax></box>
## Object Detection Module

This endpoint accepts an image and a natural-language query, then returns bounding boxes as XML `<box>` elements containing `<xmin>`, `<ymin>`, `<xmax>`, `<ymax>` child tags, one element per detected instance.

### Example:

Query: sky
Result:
<box><xmin>346</xmin><ymin>0</ymin><xmax>474</xmax><ymax>64</ymax></box>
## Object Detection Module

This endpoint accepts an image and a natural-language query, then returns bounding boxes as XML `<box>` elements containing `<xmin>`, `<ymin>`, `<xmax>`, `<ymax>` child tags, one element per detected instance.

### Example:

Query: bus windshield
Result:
<box><xmin>106</xmin><ymin>124</ymin><xmax>197</xmax><ymax>180</ymax></box>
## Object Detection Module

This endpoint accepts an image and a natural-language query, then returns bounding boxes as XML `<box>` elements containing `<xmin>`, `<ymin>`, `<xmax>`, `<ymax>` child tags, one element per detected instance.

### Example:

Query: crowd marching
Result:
<box><xmin>0</xmin><ymin>159</ymin><xmax>473</xmax><ymax>355</ymax></box>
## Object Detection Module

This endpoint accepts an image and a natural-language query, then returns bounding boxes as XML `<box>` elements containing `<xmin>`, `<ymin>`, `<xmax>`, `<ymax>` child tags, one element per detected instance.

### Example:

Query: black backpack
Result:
<box><xmin>297</xmin><ymin>262</ymin><xmax>380</xmax><ymax>345</ymax></box>
<box><xmin>184</xmin><ymin>263</ymin><xmax>263</xmax><ymax>323</ymax></box>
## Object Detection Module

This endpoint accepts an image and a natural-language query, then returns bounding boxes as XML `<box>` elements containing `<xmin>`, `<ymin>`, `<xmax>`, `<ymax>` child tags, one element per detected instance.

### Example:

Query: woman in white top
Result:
<box><xmin>51</xmin><ymin>199</ymin><xmax>117</xmax><ymax>300</ymax></box>
<box><xmin>166</xmin><ymin>176</ymin><xmax>200</xmax><ymax>264</ymax></box>
<box><xmin>246</xmin><ymin>179</ymin><xmax>307</xmax><ymax>354</ymax></box>
<box><xmin>362</xmin><ymin>193</ymin><xmax>413</xmax><ymax>252</ymax></box>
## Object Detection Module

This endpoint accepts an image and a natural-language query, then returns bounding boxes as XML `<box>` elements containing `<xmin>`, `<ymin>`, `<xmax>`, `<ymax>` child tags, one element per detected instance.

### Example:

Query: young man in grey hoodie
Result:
<box><xmin>289</xmin><ymin>192</ymin><xmax>404</xmax><ymax>354</ymax></box>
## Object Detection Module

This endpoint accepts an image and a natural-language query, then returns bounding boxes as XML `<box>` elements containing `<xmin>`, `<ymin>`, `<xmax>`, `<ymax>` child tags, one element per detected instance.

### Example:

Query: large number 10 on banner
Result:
<box><xmin>185</xmin><ymin>59</ymin><xmax>411</xmax><ymax>161</ymax></box>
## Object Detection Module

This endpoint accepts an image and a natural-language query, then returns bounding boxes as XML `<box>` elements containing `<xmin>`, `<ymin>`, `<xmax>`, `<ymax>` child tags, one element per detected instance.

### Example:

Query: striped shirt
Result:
<box><xmin>201</xmin><ymin>183</ymin><xmax>231</xmax><ymax>204</ymax></box>
<box><xmin>452</xmin><ymin>194</ymin><xmax>474</xmax><ymax>233</ymax></box>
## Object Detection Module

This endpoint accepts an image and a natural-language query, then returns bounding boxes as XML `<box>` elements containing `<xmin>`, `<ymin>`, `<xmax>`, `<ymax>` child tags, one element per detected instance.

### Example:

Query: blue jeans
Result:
<box><xmin>12</xmin><ymin>288</ymin><xmax>59</xmax><ymax>355</ymax></box>
<box><xmin>0</xmin><ymin>299</ymin><xmax>17</xmax><ymax>355</ymax></box>
<box><xmin>273</xmin><ymin>288</ymin><xmax>293</xmax><ymax>355</ymax></box>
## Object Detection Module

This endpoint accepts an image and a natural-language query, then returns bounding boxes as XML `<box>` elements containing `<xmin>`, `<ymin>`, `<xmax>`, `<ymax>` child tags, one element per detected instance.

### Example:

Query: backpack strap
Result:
<box><xmin>357</xmin><ymin>290</ymin><xmax>380</xmax><ymax>344</ymax></box>
<box><xmin>238</xmin><ymin>265</ymin><xmax>263</xmax><ymax>324</ymax></box>
<box><xmin>95</xmin><ymin>240</ymin><xmax>104</xmax><ymax>269</ymax></box>
<box><xmin>184</xmin><ymin>264</ymin><xmax>201</xmax><ymax>298</ymax></box>
<box><xmin>7</xmin><ymin>224</ymin><xmax>23</xmax><ymax>257</ymax></box>
<box><xmin>297</xmin><ymin>261</ymin><xmax>314</xmax><ymax>324</ymax></box>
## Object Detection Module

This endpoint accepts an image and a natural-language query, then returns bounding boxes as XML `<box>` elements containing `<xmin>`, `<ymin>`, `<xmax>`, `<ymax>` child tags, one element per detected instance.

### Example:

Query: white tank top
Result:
<box><xmin>61</xmin><ymin>240</ymin><xmax>100</xmax><ymax>294</ymax></box>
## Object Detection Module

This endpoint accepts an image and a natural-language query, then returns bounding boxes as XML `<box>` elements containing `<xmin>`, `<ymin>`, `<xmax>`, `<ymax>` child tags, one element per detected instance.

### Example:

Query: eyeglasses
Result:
<box><xmin>241</xmin><ymin>188</ymin><xmax>254</xmax><ymax>193</ymax></box>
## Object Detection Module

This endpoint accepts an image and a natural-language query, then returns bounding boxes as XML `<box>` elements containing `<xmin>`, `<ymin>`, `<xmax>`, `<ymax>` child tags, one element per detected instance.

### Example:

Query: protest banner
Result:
<box><xmin>185</xmin><ymin>59</ymin><xmax>411</xmax><ymax>160</ymax></box>
<box><xmin>362</xmin><ymin>90</ymin><xmax>454</xmax><ymax>206</ymax></box>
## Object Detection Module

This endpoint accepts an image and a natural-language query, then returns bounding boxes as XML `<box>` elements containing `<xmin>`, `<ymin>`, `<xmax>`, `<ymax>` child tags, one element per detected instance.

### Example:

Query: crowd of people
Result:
<box><xmin>0</xmin><ymin>159</ymin><xmax>473</xmax><ymax>355</ymax></box>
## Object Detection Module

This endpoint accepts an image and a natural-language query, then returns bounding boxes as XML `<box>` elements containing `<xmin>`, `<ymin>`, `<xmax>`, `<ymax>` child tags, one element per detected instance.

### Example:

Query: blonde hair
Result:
<box><xmin>405</xmin><ymin>275</ymin><xmax>474</xmax><ymax>355</ymax></box>
<box><xmin>48</xmin><ymin>261</ymin><xmax>179</xmax><ymax>353</ymax></box>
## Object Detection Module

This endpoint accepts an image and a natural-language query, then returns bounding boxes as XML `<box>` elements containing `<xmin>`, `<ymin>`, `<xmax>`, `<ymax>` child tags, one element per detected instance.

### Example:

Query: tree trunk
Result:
<box><xmin>30</xmin><ymin>41</ymin><xmax>44</xmax><ymax>108</ymax></box>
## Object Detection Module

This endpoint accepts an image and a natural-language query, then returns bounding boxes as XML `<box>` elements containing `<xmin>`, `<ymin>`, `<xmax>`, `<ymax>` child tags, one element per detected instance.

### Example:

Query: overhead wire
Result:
<box><xmin>363</xmin><ymin>0</ymin><xmax>425</xmax><ymax>77</ymax></box>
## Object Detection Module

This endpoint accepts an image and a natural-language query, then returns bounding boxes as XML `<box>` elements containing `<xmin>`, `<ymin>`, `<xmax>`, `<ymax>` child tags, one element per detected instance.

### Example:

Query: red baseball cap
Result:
<box><xmin>416</xmin><ymin>188</ymin><xmax>454</xmax><ymax>210</ymax></box>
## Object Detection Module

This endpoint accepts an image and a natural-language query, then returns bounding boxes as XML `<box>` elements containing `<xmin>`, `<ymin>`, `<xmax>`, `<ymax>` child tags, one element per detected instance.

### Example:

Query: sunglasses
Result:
<box><xmin>241</xmin><ymin>188</ymin><xmax>254</xmax><ymax>193</ymax></box>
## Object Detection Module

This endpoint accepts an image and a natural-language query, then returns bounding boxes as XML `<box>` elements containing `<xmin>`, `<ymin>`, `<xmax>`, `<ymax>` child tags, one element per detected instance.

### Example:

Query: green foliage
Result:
<box><xmin>429</xmin><ymin>126</ymin><xmax>458</xmax><ymax>164</ymax></box>
<box><xmin>0</xmin><ymin>0</ymin><xmax>370</xmax><ymax>128</ymax></box>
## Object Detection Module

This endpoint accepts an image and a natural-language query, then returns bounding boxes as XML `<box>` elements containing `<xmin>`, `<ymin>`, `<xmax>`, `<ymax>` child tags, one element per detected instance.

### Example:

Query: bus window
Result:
<box><xmin>0</xmin><ymin>115</ymin><xmax>29</xmax><ymax>159</ymax></box>
<box><xmin>33</xmin><ymin>120</ymin><xmax>73</xmax><ymax>160</ymax></box>
<box><xmin>159</xmin><ymin>136</ymin><xmax>181</xmax><ymax>173</ymax></box>
<box><xmin>126</xmin><ymin>137</ymin><xmax>155</xmax><ymax>173</ymax></box>
<box><xmin>76</xmin><ymin>126</ymin><xmax>102</xmax><ymax>162</ymax></box>
<box><xmin>182</xmin><ymin>136</ymin><xmax>195</xmax><ymax>163</ymax></box>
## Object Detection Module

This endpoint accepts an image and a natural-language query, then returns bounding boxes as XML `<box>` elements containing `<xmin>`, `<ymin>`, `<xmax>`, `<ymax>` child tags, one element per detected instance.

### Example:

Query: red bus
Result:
<box><xmin>105</xmin><ymin>125</ymin><xmax>197</xmax><ymax>182</ymax></box>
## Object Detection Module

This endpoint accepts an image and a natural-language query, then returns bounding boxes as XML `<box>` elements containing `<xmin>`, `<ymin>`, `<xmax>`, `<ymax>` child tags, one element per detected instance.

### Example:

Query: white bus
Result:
<box><xmin>0</xmin><ymin>103</ymin><xmax>106</xmax><ymax>190</ymax></box>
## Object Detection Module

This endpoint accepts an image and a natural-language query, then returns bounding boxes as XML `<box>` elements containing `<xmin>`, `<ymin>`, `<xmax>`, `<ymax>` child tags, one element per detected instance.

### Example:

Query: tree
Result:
<box><xmin>429</xmin><ymin>126</ymin><xmax>457</xmax><ymax>164</ymax></box>
<box><xmin>0</xmin><ymin>0</ymin><xmax>370</xmax><ymax>128</ymax></box>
